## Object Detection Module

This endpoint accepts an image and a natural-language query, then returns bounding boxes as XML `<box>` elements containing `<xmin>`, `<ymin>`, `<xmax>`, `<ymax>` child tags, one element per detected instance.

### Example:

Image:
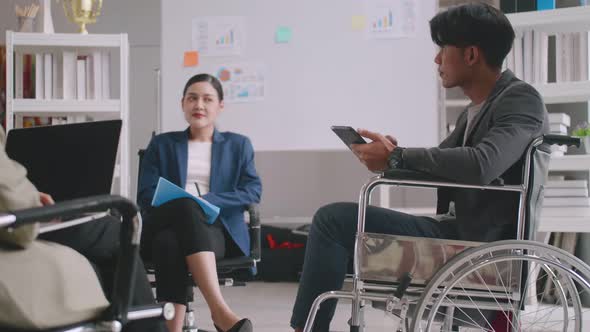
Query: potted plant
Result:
<box><xmin>571</xmin><ymin>122</ymin><xmax>590</xmax><ymax>154</ymax></box>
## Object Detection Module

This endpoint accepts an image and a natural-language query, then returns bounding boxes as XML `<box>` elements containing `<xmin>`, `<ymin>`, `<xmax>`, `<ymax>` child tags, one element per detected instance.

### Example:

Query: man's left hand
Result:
<box><xmin>351</xmin><ymin>129</ymin><xmax>396</xmax><ymax>172</ymax></box>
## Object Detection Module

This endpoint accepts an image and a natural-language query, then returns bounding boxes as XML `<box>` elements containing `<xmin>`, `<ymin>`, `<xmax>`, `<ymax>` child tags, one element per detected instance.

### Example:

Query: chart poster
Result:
<box><xmin>203</xmin><ymin>63</ymin><xmax>267</xmax><ymax>103</ymax></box>
<box><xmin>365</xmin><ymin>0</ymin><xmax>418</xmax><ymax>39</ymax></box>
<box><xmin>192</xmin><ymin>17</ymin><xmax>245</xmax><ymax>56</ymax></box>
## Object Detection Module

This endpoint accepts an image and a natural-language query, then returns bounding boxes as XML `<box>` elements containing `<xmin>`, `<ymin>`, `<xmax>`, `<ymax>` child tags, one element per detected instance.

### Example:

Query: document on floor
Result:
<box><xmin>151</xmin><ymin>177</ymin><xmax>220</xmax><ymax>224</ymax></box>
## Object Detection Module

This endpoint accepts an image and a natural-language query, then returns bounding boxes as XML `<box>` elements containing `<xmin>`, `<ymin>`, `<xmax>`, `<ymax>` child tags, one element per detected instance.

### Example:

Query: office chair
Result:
<box><xmin>136</xmin><ymin>149</ymin><xmax>261</xmax><ymax>332</ymax></box>
<box><xmin>0</xmin><ymin>194</ymin><xmax>174</xmax><ymax>332</ymax></box>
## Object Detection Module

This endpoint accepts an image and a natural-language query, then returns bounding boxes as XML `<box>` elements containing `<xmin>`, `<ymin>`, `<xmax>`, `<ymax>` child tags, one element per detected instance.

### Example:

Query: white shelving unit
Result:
<box><xmin>5</xmin><ymin>31</ymin><xmax>130</xmax><ymax>198</ymax></box>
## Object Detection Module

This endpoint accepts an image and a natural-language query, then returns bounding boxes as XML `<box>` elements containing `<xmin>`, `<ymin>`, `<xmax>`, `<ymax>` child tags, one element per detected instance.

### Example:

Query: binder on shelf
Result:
<box><xmin>43</xmin><ymin>53</ymin><xmax>52</xmax><ymax>100</ymax></box>
<box><xmin>35</xmin><ymin>54</ymin><xmax>44</xmax><ymax>99</ymax></box>
<box><xmin>92</xmin><ymin>51</ymin><xmax>103</xmax><ymax>100</ymax></box>
<box><xmin>52</xmin><ymin>52</ymin><xmax>63</xmax><ymax>99</ymax></box>
<box><xmin>76</xmin><ymin>56</ymin><xmax>86</xmax><ymax>100</ymax></box>
<box><xmin>101</xmin><ymin>51</ymin><xmax>110</xmax><ymax>99</ymax></box>
<box><xmin>62</xmin><ymin>50</ymin><xmax>77</xmax><ymax>100</ymax></box>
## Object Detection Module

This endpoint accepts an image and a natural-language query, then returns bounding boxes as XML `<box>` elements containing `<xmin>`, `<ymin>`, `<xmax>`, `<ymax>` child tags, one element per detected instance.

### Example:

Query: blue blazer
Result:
<box><xmin>137</xmin><ymin>128</ymin><xmax>262</xmax><ymax>256</ymax></box>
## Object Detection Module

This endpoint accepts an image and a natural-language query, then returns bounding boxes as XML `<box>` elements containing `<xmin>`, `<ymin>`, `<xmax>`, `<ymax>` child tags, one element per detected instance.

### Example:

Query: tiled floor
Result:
<box><xmin>190</xmin><ymin>281</ymin><xmax>590</xmax><ymax>331</ymax></box>
<box><xmin>192</xmin><ymin>281</ymin><xmax>399</xmax><ymax>332</ymax></box>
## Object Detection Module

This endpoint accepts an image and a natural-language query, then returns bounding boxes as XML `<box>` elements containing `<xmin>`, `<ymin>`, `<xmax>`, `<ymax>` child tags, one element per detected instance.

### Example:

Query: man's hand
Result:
<box><xmin>351</xmin><ymin>129</ymin><xmax>397</xmax><ymax>172</ymax></box>
<box><xmin>39</xmin><ymin>192</ymin><xmax>55</xmax><ymax>206</ymax></box>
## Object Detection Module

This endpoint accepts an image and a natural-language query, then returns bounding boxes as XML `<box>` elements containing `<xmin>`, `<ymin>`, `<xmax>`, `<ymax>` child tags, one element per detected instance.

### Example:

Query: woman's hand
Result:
<box><xmin>39</xmin><ymin>192</ymin><xmax>55</xmax><ymax>206</ymax></box>
<box><xmin>39</xmin><ymin>192</ymin><xmax>61</xmax><ymax>224</ymax></box>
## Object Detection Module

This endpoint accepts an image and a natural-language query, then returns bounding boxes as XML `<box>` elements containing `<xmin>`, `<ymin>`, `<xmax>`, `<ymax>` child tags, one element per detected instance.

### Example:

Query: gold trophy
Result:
<box><xmin>62</xmin><ymin>0</ymin><xmax>103</xmax><ymax>34</ymax></box>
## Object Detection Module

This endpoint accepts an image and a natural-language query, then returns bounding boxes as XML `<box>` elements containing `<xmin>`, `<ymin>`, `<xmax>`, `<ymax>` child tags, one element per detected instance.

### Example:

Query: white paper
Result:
<box><xmin>192</xmin><ymin>16</ymin><xmax>245</xmax><ymax>56</ymax></box>
<box><xmin>365</xmin><ymin>0</ymin><xmax>418</xmax><ymax>39</ymax></box>
<box><xmin>202</xmin><ymin>63</ymin><xmax>266</xmax><ymax>103</ymax></box>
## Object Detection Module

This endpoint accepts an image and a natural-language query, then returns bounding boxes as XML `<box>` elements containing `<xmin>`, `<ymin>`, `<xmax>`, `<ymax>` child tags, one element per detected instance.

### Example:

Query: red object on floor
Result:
<box><xmin>266</xmin><ymin>234</ymin><xmax>305</xmax><ymax>250</ymax></box>
<box><xmin>491</xmin><ymin>311</ymin><xmax>514</xmax><ymax>332</ymax></box>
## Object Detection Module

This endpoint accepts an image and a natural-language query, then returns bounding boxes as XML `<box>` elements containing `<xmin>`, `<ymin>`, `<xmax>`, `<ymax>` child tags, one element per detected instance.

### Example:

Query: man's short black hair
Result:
<box><xmin>430</xmin><ymin>3</ymin><xmax>515</xmax><ymax>69</ymax></box>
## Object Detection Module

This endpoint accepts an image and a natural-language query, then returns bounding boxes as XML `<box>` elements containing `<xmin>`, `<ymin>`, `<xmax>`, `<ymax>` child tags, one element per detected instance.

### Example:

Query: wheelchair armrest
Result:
<box><xmin>543</xmin><ymin>134</ymin><xmax>581</xmax><ymax>148</ymax></box>
<box><xmin>247</xmin><ymin>204</ymin><xmax>261</xmax><ymax>261</ymax></box>
<box><xmin>2</xmin><ymin>194</ymin><xmax>138</xmax><ymax>229</ymax></box>
<box><xmin>382</xmin><ymin>169</ymin><xmax>505</xmax><ymax>186</ymax></box>
<box><xmin>382</xmin><ymin>169</ymin><xmax>452</xmax><ymax>183</ymax></box>
<box><xmin>1</xmin><ymin>194</ymin><xmax>142</xmax><ymax>326</ymax></box>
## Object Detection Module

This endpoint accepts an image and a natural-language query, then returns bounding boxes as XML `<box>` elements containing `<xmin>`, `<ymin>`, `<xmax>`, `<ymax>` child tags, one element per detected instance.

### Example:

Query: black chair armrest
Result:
<box><xmin>247</xmin><ymin>204</ymin><xmax>261</xmax><ymax>261</ymax></box>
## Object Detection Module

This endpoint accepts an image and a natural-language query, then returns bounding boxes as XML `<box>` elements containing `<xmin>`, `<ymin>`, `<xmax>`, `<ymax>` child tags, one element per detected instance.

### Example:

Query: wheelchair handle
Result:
<box><xmin>543</xmin><ymin>134</ymin><xmax>581</xmax><ymax>148</ymax></box>
<box><xmin>7</xmin><ymin>195</ymin><xmax>138</xmax><ymax>228</ymax></box>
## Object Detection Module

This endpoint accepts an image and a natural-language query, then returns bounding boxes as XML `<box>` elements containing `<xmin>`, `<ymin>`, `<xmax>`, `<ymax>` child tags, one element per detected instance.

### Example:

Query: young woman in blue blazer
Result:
<box><xmin>138</xmin><ymin>74</ymin><xmax>261</xmax><ymax>332</ymax></box>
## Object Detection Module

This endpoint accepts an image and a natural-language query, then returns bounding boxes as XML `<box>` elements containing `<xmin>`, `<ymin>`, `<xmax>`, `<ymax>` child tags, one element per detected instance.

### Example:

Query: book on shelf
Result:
<box><xmin>541</xmin><ymin>207</ymin><xmax>590</xmax><ymax>217</ymax></box>
<box><xmin>548</xmin><ymin>113</ymin><xmax>571</xmax><ymax>127</ymax></box>
<box><xmin>549</xmin><ymin>123</ymin><xmax>568</xmax><ymax>135</ymax></box>
<box><xmin>547</xmin><ymin>180</ymin><xmax>588</xmax><ymax>188</ymax></box>
<box><xmin>544</xmin><ymin>196</ymin><xmax>590</xmax><ymax>207</ymax></box>
<box><xmin>549</xmin><ymin>144</ymin><xmax>567</xmax><ymax>156</ymax></box>
<box><xmin>545</xmin><ymin>187</ymin><xmax>588</xmax><ymax>197</ymax></box>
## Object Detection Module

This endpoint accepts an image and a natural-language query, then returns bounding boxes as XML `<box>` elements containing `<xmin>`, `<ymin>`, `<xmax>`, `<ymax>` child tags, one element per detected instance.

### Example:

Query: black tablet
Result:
<box><xmin>331</xmin><ymin>126</ymin><xmax>367</xmax><ymax>148</ymax></box>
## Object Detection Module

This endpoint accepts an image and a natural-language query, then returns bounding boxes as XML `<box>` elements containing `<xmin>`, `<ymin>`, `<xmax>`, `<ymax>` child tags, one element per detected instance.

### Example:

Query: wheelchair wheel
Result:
<box><xmin>410</xmin><ymin>240</ymin><xmax>590</xmax><ymax>332</ymax></box>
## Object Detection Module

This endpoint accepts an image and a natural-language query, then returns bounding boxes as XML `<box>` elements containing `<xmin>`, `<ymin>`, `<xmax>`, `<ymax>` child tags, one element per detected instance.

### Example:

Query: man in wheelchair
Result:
<box><xmin>0</xmin><ymin>124</ymin><xmax>165</xmax><ymax>331</ymax></box>
<box><xmin>290</xmin><ymin>3</ymin><xmax>550</xmax><ymax>332</ymax></box>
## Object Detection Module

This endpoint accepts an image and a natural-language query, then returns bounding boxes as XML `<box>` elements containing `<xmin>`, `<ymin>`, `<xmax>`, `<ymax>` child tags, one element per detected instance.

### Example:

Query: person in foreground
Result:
<box><xmin>0</xmin><ymin>125</ymin><xmax>165</xmax><ymax>332</ymax></box>
<box><xmin>138</xmin><ymin>73</ymin><xmax>261</xmax><ymax>332</ymax></box>
<box><xmin>290</xmin><ymin>3</ymin><xmax>549</xmax><ymax>331</ymax></box>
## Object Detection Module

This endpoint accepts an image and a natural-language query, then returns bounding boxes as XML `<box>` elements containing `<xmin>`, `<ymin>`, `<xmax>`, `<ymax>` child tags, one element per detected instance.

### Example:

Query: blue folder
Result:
<box><xmin>151</xmin><ymin>177</ymin><xmax>220</xmax><ymax>224</ymax></box>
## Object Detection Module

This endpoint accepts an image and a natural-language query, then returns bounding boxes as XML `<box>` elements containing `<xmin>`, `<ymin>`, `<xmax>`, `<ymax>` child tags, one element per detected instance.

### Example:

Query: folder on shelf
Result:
<box><xmin>151</xmin><ymin>177</ymin><xmax>220</xmax><ymax>224</ymax></box>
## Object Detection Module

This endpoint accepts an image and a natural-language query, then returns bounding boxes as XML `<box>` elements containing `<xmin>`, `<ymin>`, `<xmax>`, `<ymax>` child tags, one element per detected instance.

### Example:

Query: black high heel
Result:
<box><xmin>214</xmin><ymin>318</ymin><xmax>252</xmax><ymax>332</ymax></box>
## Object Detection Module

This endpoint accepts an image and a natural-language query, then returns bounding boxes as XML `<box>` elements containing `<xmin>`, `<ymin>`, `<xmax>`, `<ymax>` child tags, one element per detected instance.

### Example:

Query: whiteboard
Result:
<box><xmin>161</xmin><ymin>0</ymin><xmax>439</xmax><ymax>151</ymax></box>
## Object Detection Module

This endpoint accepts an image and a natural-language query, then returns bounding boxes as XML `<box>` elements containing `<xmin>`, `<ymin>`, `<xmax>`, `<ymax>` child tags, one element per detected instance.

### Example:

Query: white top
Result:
<box><xmin>184</xmin><ymin>141</ymin><xmax>212</xmax><ymax>197</ymax></box>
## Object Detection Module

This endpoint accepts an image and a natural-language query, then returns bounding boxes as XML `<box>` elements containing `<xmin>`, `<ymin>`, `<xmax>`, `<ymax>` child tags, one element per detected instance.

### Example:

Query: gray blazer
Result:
<box><xmin>403</xmin><ymin>70</ymin><xmax>549</xmax><ymax>242</ymax></box>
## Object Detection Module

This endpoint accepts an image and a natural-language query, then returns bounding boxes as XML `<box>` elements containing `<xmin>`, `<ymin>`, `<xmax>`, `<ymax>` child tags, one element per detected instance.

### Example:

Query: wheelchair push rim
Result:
<box><xmin>410</xmin><ymin>240</ymin><xmax>590</xmax><ymax>332</ymax></box>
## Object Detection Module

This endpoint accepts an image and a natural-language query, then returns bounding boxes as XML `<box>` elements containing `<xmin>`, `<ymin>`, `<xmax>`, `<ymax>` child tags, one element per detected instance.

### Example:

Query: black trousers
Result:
<box><xmin>141</xmin><ymin>198</ymin><xmax>242</xmax><ymax>305</ymax></box>
<box><xmin>39</xmin><ymin>215</ymin><xmax>165</xmax><ymax>332</ymax></box>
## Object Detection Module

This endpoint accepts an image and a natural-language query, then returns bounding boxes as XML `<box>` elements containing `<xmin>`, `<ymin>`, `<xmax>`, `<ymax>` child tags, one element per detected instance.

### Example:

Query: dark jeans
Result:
<box><xmin>39</xmin><ymin>215</ymin><xmax>165</xmax><ymax>332</ymax></box>
<box><xmin>290</xmin><ymin>202</ymin><xmax>458</xmax><ymax>332</ymax></box>
<box><xmin>141</xmin><ymin>198</ymin><xmax>241</xmax><ymax>305</ymax></box>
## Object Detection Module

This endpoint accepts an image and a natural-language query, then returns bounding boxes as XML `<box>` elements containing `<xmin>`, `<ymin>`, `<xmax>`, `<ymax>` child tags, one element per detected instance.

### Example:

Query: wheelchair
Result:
<box><xmin>0</xmin><ymin>195</ymin><xmax>174</xmax><ymax>332</ymax></box>
<box><xmin>303</xmin><ymin>135</ymin><xmax>590</xmax><ymax>332</ymax></box>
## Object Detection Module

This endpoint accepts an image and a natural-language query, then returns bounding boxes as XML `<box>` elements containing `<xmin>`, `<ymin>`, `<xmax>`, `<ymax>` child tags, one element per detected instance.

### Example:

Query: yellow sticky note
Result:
<box><xmin>184</xmin><ymin>51</ymin><xmax>199</xmax><ymax>67</ymax></box>
<box><xmin>351</xmin><ymin>15</ymin><xmax>366</xmax><ymax>31</ymax></box>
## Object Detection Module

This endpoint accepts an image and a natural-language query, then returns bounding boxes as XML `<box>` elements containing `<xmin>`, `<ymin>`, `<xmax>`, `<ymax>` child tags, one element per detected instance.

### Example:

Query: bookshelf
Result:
<box><xmin>5</xmin><ymin>31</ymin><xmax>130</xmax><ymax>198</ymax></box>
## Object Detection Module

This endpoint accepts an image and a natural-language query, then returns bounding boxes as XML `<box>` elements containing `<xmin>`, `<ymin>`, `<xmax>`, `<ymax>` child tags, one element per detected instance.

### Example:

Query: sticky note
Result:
<box><xmin>275</xmin><ymin>26</ymin><xmax>292</xmax><ymax>43</ymax></box>
<box><xmin>351</xmin><ymin>15</ymin><xmax>366</xmax><ymax>31</ymax></box>
<box><xmin>184</xmin><ymin>51</ymin><xmax>199</xmax><ymax>67</ymax></box>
